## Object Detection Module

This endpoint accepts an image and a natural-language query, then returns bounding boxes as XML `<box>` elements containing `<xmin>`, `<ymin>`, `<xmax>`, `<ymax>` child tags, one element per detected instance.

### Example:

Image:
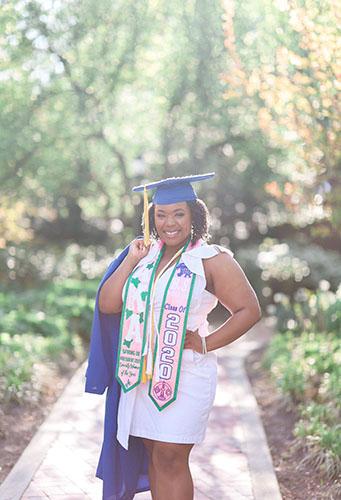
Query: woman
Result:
<box><xmin>85</xmin><ymin>173</ymin><xmax>261</xmax><ymax>500</ymax></box>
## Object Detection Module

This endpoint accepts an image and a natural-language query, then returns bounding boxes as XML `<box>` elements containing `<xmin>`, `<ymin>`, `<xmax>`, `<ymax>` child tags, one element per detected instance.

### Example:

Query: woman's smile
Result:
<box><xmin>164</xmin><ymin>229</ymin><xmax>180</xmax><ymax>238</ymax></box>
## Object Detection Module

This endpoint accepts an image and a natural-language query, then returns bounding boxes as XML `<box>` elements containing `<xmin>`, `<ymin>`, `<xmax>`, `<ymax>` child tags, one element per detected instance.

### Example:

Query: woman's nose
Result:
<box><xmin>164</xmin><ymin>217</ymin><xmax>176</xmax><ymax>226</ymax></box>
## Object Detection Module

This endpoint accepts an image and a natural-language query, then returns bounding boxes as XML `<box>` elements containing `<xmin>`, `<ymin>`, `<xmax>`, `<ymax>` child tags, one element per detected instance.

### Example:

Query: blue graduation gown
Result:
<box><xmin>84</xmin><ymin>243</ymin><xmax>150</xmax><ymax>500</ymax></box>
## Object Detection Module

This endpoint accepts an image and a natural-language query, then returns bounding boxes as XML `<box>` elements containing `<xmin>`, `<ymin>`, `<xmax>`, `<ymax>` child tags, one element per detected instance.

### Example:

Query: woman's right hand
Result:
<box><xmin>127</xmin><ymin>238</ymin><xmax>151</xmax><ymax>266</ymax></box>
<box><xmin>99</xmin><ymin>239</ymin><xmax>151</xmax><ymax>314</ymax></box>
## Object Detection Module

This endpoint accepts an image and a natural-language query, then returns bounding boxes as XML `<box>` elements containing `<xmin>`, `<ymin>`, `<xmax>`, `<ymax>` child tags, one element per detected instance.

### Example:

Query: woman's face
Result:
<box><xmin>154</xmin><ymin>202</ymin><xmax>192</xmax><ymax>248</ymax></box>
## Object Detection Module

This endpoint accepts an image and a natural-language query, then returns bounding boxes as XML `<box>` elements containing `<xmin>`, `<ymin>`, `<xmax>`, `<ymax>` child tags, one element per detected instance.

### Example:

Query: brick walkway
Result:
<box><xmin>0</xmin><ymin>321</ymin><xmax>281</xmax><ymax>500</ymax></box>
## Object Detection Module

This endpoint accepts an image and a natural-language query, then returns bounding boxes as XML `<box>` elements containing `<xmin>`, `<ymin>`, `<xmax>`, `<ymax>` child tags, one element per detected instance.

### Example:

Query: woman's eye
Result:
<box><xmin>156</xmin><ymin>212</ymin><xmax>184</xmax><ymax>219</ymax></box>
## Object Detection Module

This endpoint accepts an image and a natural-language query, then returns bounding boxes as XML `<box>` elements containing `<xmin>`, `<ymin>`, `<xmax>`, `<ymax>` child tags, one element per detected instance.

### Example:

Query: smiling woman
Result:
<box><xmin>86</xmin><ymin>173</ymin><xmax>261</xmax><ymax>500</ymax></box>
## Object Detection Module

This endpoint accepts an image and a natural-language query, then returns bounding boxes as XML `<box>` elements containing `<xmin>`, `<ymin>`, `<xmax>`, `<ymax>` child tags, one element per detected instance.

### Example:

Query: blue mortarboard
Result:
<box><xmin>132</xmin><ymin>173</ymin><xmax>215</xmax><ymax>245</ymax></box>
<box><xmin>132</xmin><ymin>173</ymin><xmax>215</xmax><ymax>204</ymax></box>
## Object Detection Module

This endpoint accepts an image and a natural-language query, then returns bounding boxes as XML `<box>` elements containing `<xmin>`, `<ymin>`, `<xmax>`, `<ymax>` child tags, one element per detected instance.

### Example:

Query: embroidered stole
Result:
<box><xmin>116</xmin><ymin>240</ymin><xmax>197</xmax><ymax>411</ymax></box>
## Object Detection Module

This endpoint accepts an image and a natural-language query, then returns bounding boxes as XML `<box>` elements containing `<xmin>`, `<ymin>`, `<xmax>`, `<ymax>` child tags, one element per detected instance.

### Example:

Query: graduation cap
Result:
<box><xmin>132</xmin><ymin>173</ymin><xmax>215</xmax><ymax>245</ymax></box>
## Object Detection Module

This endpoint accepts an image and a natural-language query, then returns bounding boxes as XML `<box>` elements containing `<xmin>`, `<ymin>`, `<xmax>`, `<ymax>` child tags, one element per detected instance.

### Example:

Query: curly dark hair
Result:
<box><xmin>144</xmin><ymin>199</ymin><xmax>211</xmax><ymax>243</ymax></box>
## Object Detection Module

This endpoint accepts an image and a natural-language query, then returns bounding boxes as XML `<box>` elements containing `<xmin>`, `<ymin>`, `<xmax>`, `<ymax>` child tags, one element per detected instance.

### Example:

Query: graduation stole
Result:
<box><xmin>116</xmin><ymin>239</ymin><xmax>197</xmax><ymax>411</ymax></box>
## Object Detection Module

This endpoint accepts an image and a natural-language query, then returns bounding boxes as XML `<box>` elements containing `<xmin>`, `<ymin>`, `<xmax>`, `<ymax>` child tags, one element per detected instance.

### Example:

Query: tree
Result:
<box><xmin>0</xmin><ymin>0</ymin><xmax>273</xmax><ymax>251</ymax></box>
<box><xmin>222</xmin><ymin>0</ymin><xmax>341</xmax><ymax>232</ymax></box>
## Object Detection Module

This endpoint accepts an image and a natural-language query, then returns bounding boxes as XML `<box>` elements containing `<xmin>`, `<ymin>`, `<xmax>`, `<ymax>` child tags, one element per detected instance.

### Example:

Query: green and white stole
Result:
<box><xmin>116</xmin><ymin>239</ymin><xmax>199</xmax><ymax>411</ymax></box>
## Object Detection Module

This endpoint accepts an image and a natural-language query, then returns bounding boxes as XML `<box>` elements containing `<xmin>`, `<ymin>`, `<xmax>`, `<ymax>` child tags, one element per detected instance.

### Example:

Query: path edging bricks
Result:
<box><xmin>227</xmin><ymin>354</ymin><xmax>282</xmax><ymax>499</ymax></box>
<box><xmin>0</xmin><ymin>364</ymin><xmax>86</xmax><ymax>500</ymax></box>
<box><xmin>226</xmin><ymin>318</ymin><xmax>282</xmax><ymax>499</ymax></box>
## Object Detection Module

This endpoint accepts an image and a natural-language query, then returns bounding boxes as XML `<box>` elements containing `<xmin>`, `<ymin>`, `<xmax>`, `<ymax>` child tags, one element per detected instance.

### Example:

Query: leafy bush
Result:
<box><xmin>0</xmin><ymin>242</ymin><xmax>124</xmax><ymax>286</ymax></box>
<box><xmin>272</xmin><ymin>284</ymin><xmax>341</xmax><ymax>335</ymax></box>
<box><xmin>236</xmin><ymin>239</ymin><xmax>341</xmax><ymax>308</ymax></box>
<box><xmin>257</xmin><ymin>239</ymin><xmax>341</xmax><ymax>291</ymax></box>
<box><xmin>0</xmin><ymin>279</ymin><xmax>98</xmax><ymax>402</ymax></box>
<box><xmin>0</xmin><ymin>331</ymin><xmax>84</xmax><ymax>403</ymax></box>
<box><xmin>0</xmin><ymin>279</ymin><xmax>97</xmax><ymax>339</ymax></box>
<box><xmin>264</xmin><ymin>331</ymin><xmax>340</xmax><ymax>402</ymax></box>
<box><xmin>264</xmin><ymin>330</ymin><xmax>341</xmax><ymax>479</ymax></box>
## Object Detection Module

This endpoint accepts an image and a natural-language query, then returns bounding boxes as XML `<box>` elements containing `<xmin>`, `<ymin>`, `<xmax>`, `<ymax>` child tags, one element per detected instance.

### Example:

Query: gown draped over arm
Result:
<box><xmin>85</xmin><ymin>243</ymin><xmax>150</xmax><ymax>500</ymax></box>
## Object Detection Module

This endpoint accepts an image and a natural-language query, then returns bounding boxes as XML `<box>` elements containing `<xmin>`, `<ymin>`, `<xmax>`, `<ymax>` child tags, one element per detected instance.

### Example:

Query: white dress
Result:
<box><xmin>117</xmin><ymin>242</ymin><xmax>234</xmax><ymax>450</ymax></box>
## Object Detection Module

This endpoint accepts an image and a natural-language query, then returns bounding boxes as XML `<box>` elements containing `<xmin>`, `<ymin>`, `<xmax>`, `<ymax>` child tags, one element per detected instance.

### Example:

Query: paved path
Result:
<box><xmin>0</xmin><ymin>319</ymin><xmax>281</xmax><ymax>500</ymax></box>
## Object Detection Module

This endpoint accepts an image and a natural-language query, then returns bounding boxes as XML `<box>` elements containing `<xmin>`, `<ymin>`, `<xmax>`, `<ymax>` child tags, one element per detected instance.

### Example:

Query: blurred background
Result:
<box><xmin>0</xmin><ymin>0</ymin><xmax>340</xmax><ymax>490</ymax></box>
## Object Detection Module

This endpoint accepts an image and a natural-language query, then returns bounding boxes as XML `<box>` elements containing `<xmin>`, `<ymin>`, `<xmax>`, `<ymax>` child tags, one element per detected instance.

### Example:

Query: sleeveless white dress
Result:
<box><xmin>116</xmin><ymin>241</ymin><xmax>234</xmax><ymax>450</ymax></box>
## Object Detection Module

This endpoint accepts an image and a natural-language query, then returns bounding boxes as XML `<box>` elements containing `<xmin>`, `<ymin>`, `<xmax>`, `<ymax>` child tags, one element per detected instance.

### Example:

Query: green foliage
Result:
<box><xmin>0</xmin><ymin>279</ymin><xmax>97</xmax><ymax>338</ymax></box>
<box><xmin>0</xmin><ymin>333</ymin><xmax>33</xmax><ymax>401</ymax></box>
<box><xmin>0</xmin><ymin>242</ymin><xmax>122</xmax><ymax>285</ymax></box>
<box><xmin>257</xmin><ymin>239</ymin><xmax>341</xmax><ymax>291</ymax></box>
<box><xmin>295</xmin><ymin>401</ymin><xmax>341</xmax><ymax>480</ymax></box>
<box><xmin>223</xmin><ymin>0</ymin><xmax>341</xmax><ymax>232</ymax></box>
<box><xmin>0</xmin><ymin>331</ymin><xmax>83</xmax><ymax>403</ymax></box>
<box><xmin>273</xmin><ymin>285</ymin><xmax>341</xmax><ymax>335</ymax></box>
<box><xmin>0</xmin><ymin>0</ymin><xmax>275</xmax><ymax>270</ymax></box>
<box><xmin>295</xmin><ymin>402</ymin><xmax>341</xmax><ymax>458</ymax></box>
<box><xmin>264</xmin><ymin>331</ymin><xmax>340</xmax><ymax>401</ymax></box>
<box><xmin>235</xmin><ymin>240</ymin><xmax>341</xmax><ymax>310</ymax></box>
<box><xmin>0</xmin><ymin>0</ymin><xmax>240</xmax><ymax>212</ymax></box>
<box><xmin>264</xmin><ymin>329</ymin><xmax>341</xmax><ymax>478</ymax></box>
<box><xmin>0</xmin><ymin>279</ymin><xmax>97</xmax><ymax>402</ymax></box>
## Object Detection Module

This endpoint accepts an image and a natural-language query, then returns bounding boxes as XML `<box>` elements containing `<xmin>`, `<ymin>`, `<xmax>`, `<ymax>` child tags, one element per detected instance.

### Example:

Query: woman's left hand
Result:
<box><xmin>184</xmin><ymin>329</ymin><xmax>202</xmax><ymax>353</ymax></box>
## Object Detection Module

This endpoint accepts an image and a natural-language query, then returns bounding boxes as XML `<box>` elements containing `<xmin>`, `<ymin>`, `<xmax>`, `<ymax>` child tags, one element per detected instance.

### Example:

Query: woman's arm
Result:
<box><xmin>204</xmin><ymin>252</ymin><xmax>261</xmax><ymax>352</ymax></box>
<box><xmin>98</xmin><ymin>240</ymin><xmax>150</xmax><ymax>314</ymax></box>
<box><xmin>184</xmin><ymin>252</ymin><xmax>261</xmax><ymax>352</ymax></box>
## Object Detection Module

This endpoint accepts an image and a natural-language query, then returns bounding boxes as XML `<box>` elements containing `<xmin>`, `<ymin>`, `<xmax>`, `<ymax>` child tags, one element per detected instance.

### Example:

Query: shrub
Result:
<box><xmin>0</xmin><ymin>279</ymin><xmax>97</xmax><ymax>402</ymax></box>
<box><xmin>272</xmin><ymin>285</ymin><xmax>341</xmax><ymax>335</ymax></box>
<box><xmin>0</xmin><ymin>242</ymin><xmax>123</xmax><ymax>286</ymax></box>
<box><xmin>264</xmin><ymin>330</ymin><xmax>341</xmax><ymax>480</ymax></box>
<box><xmin>236</xmin><ymin>240</ymin><xmax>341</xmax><ymax>309</ymax></box>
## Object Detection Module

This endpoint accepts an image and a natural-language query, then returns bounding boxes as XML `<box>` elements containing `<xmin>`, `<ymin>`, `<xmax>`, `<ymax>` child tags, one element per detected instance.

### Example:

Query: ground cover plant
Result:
<box><xmin>264</xmin><ymin>285</ymin><xmax>341</xmax><ymax>489</ymax></box>
<box><xmin>0</xmin><ymin>279</ymin><xmax>97</xmax><ymax>403</ymax></box>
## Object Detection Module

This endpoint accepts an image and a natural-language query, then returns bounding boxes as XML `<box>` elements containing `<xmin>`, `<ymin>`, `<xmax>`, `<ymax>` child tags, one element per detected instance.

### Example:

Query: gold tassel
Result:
<box><xmin>141</xmin><ymin>357</ymin><xmax>147</xmax><ymax>383</ymax></box>
<box><xmin>143</xmin><ymin>185</ymin><xmax>150</xmax><ymax>247</ymax></box>
<box><xmin>141</xmin><ymin>355</ymin><xmax>152</xmax><ymax>383</ymax></box>
<box><xmin>141</xmin><ymin>185</ymin><xmax>150</xmax><ymax>385</ymax></box>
